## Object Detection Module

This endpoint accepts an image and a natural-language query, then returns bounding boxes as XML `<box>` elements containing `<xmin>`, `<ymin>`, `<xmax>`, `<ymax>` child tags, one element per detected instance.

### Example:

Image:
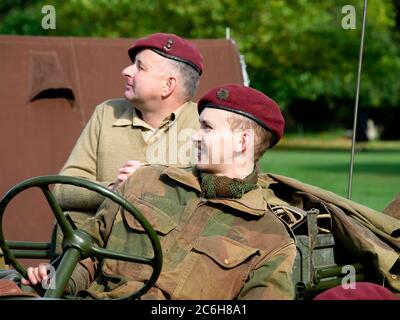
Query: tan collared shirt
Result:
<box><xmin>114</xmin><ymin>102</ymin><xmax>188</xmax><ymax>144</ymax></box>
<box><xmin>53</xmin><ymin>98</ymin><xmax>200</xmax><ymax>217</ymax></box>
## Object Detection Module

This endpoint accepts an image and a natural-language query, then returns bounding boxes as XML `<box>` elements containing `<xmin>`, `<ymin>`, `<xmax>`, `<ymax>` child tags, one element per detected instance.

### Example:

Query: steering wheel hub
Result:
<box><xmin>62</xmin><ymin>229</ymin><xmax>96</xmax><ymax>260</ymax></box>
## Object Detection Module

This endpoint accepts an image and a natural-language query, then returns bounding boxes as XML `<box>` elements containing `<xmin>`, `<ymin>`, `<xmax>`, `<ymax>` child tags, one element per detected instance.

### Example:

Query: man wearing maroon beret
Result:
<box><xmin>25</xmin><ymin>83</ymin><xmax>297</xmax><ymax>300</ymax></box>
<box><xmin>52</xmin><ymin>33</ymin><xmax>204</xmax><ymax>230</ymax></box>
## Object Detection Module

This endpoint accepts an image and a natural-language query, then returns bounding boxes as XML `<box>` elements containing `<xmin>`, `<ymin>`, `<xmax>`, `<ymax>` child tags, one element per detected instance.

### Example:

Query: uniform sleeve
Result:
<box><xmin>237</xmin><ymin>242</ymin><xmax>297</xmax><ymax>300</ymax></box>
<box><xmin>66</xmin><ymin>168</ymin><xmax>150</xmax><ymax>295</ymax></box>
<box><xmin>53</xmin><ymin>104</ymin><xmax>114</xmax><ymax>211</ymax></box>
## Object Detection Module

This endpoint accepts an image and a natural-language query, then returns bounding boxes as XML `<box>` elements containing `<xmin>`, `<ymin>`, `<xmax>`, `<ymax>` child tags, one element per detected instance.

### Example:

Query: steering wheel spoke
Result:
<box><xmin>40</xmin><ymin>185</ymin><xmax>74</xmax><ymax>236</ymax></box>
<box><xmin>91</xmin><ymin>246</ymin><xmax>155</xmax><ymax>266</ymax></box>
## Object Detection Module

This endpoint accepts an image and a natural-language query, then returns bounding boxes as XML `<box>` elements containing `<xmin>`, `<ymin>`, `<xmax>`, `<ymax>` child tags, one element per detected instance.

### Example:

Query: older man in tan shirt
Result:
<box><xmin>53</xmin><ymin>33</ymin><xmax>203</xmax><ymax>228</ymax></box>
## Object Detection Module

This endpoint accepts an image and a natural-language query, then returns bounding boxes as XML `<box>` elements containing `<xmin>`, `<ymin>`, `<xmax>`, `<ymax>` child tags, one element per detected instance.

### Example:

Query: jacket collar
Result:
<box><xmin>113</xmin><ymin>101</ymin><xmax>191</xmax><ymax>129</ymax></box>
<box><xmin>162</xmin><ymin>166</ymin><xmax>281</xmax><ymax>217</ymax></box>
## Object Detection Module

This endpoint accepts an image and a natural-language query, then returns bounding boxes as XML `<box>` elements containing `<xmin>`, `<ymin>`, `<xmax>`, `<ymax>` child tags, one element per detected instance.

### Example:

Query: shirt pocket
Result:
<box><xmin>194</xmin><ymin>236</ymin><xmax>259</xmax><ymax>268</ymax></box>
<box><xmin>174</xmin><ymin>236</ymin><xmax>260</xmax><ymax>299</ymax></box>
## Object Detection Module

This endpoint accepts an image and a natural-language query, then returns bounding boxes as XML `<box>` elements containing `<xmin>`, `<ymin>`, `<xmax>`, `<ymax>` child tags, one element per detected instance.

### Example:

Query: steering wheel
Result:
<box><xmin>0</xmin><ymin>175</ymin><xmax>162</xmax><ymax>299</ymax></box>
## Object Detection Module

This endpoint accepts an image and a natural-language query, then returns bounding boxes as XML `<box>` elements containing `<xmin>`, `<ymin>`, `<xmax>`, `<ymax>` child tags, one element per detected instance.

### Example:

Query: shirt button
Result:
<box><xmin>224</xmin><ymin>258</ymin><xmax>230</xmax><ymax>264</ymax></box>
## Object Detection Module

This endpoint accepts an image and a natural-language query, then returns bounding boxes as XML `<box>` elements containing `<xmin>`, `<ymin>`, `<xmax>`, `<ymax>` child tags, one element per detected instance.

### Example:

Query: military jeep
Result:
<box><xmin>0</xmin><ymin>175</ymin><xmax>386</xmax><ymax>300</ymax></box>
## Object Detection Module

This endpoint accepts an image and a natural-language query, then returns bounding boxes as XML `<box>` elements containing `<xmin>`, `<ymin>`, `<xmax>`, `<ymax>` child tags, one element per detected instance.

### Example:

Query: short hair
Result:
<box><xmin>227</xmin><ymin>113</ymin><xmax>274</xmax><ymax>161</ymax></box>
<box><xmin>167</xmin><ymin>59</ymin><xmax>200</xmax><ymax>99</ymax></box>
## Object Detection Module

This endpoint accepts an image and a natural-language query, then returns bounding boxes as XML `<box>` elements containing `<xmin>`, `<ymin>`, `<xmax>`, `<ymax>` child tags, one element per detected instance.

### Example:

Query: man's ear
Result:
<box><xmin>161</xmin><ymin>76</ymin><xmax>177</xmax><ymax>98</ymax></box>
<box><xmin>234</xmin><ymin>130</ymin><xmax>252</xmax><ymax>153</ymax></box>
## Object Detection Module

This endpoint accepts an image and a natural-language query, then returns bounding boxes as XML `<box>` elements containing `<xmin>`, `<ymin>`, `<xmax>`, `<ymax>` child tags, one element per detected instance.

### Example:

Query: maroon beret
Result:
<box><xmin>313</xmin><ymin>282</ymin><xmax>398</xmax><ymax>300</ymax></box>
<box><xmin>198</xmin><ymin>83</ymin><xmax>285</xmax><ymax>146</ymax></box>
<box><xmin>128</xmin><ymin>33</ymin><xmax>203</xmax><ymax>75</ymax></box>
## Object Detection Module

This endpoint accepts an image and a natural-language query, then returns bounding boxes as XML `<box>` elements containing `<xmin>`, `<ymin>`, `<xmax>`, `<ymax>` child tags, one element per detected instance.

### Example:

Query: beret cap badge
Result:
<box><xmin>216</xmin><ymin>88</ymin><xmax>230</xmax><ymax>101</ymax></box>
<box><xmin>163</xmin><ymin>38</ymin><xmax>174</xmax><ymax>51</ymax></box>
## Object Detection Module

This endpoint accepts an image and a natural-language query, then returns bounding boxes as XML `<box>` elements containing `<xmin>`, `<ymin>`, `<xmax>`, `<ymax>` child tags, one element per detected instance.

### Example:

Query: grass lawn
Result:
<box><xmin>259</xmin><ymin>148</ymin><xmax>400</xmax><ymax>212</ymax></box>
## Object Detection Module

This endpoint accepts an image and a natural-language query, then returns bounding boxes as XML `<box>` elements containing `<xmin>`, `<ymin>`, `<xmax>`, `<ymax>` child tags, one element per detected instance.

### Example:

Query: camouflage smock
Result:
<box><xmin>69</xmin><ymin>165</ymin><xmax>296</xmax><ymax>300</ymax></box>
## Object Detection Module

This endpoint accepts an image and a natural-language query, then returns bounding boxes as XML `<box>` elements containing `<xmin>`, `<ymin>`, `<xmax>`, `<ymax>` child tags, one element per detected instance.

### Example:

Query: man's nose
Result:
<box><xmin>122</xmin><ymin>65</ymin><xmax>135</xmax><ymax>78</ymax></box>
<box><xmin>192</xmin><ymin>130</ymin><xmax>203</xmax><ymax>142</ymax></box>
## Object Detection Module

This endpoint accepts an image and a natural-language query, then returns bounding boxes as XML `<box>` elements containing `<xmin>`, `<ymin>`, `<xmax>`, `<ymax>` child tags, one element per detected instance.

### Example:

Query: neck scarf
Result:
<box><xmin>199</xmin><ymin>169</ymin><xmax>258</xmax><ymax>199</ymax></box>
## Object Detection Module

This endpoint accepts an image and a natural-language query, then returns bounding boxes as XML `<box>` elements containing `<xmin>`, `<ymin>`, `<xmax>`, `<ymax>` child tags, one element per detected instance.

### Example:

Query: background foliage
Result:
<box><xmin>1</xmin><ymin>1</ymin><xmax>399</xmax><ymax>209</ymax></box>
<box><xmin>1</xmin><ymin>0</ymin><xmax>400</xmax><ymax>132</ymax></box>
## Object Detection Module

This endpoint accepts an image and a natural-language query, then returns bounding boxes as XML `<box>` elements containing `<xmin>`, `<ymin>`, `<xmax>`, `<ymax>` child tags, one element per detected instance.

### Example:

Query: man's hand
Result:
<box><xmin>109</xmin><ymin>160</ymin><xmax>144</xmax><ymax>191</ymax></box>
<box><xmin>21</xmin><ymin>264</ymin><xmax>49</xmax><ymax>286</ymax></box>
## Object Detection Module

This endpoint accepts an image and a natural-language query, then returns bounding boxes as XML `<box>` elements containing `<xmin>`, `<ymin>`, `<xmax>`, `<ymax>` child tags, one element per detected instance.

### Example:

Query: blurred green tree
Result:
<box><xmin>1</xmin><ymin>0</ymin><xmax>399</xmax><ymax>117</ymax></box>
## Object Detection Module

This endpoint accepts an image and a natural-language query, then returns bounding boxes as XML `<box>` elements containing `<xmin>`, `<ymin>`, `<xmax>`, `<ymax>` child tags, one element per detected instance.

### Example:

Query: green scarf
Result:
<box><xmin>199</xmin><ymin>169</ymin><xmax>258</xmax><ymax>199</ymax></box>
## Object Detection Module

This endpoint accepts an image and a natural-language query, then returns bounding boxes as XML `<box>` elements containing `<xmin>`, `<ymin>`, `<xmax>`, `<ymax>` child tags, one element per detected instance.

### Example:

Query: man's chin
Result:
<box><xmin>195</xmin><ymin>163</ymin><xmax>210</xmax><ymax>171</ymax></box>
<box><xmin>123</xmin><ymin>91</ymin><xmax>135</xmax><ymax>102</ymax></box>
<box><xmin>195</xmin><ymin>163</ymin><xmax>220</xmax><ymax>173</ymax></box>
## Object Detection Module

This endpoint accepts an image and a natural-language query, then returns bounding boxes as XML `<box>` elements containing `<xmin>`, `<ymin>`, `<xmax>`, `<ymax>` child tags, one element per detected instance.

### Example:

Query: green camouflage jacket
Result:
<box><xmin>70</xmin><ymin>165</ymin><xmax>297</xmax><ymax>300</ymax></box>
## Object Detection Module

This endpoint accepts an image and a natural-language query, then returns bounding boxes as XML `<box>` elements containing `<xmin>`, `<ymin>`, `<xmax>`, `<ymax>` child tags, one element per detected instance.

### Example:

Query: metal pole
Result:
<box><xmin>226</xmin><ymin>27</ymin><xmax>231</xmax><ymax>39</ymax></box>
<box><xmin>348</xmin><ymin>0</ymin><xmax>368</xmax><ymax>200</ymax></box>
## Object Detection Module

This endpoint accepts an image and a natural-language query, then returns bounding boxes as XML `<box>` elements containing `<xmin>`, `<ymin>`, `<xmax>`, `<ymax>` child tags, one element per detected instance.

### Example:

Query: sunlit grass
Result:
<box><xmin>260</xmin><ymin>148</ymin><xmax>400</xmax><ymax>212</ymax></box>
